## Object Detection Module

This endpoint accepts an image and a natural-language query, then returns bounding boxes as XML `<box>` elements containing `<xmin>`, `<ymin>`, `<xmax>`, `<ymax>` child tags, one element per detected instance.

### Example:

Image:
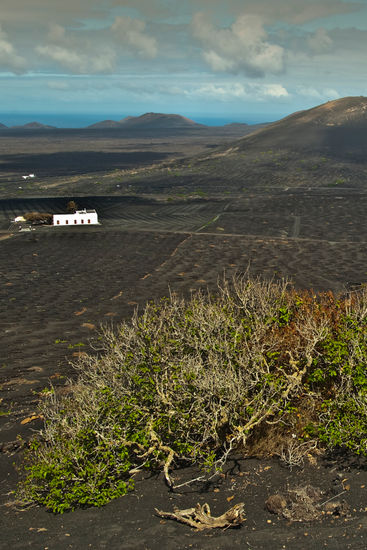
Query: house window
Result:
<box><xmin>66</xmin><ymin>220</ymin><xmax>68</xmax><ymax>224</ymax></box>
<box><xmin>81</xmin><ymin>219</ymin><xmax>84</xmax><ymax>224</ymax></box>
<box><xmin>57</xmin><ymin>220</ymin><xmax>60</xmax><ymax>225</ymax></box>
<box><xmin>74</xmin><ymin>220</ymin><xmax>77</xmax><ymax>224</ymax></box>
<box><xmin>88</xmin><ymin>219</ymin><xmax>90</xmax><ymax>224</ymax></box>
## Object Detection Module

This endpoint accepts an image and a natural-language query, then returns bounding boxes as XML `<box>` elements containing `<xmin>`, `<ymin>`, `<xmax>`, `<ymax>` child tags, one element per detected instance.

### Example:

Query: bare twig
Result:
<box><xmin>155</xmin><ymin>502</ymin><xmax>245</xmax><ymax>530</ymax></box>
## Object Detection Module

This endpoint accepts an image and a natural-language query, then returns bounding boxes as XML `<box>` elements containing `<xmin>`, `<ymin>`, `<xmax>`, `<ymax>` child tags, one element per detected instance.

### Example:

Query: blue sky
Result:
<box><xmin>1</xmin><ymin>0</ymin><xmax>367</xmax><ymax>125</ymax></box>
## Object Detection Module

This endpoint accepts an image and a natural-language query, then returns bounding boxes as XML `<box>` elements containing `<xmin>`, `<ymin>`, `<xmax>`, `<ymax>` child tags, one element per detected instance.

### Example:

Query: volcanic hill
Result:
<box><xmin>234</xmin><ymin>96</ymin><xmax>367</xmax><ymax>158</ymax></box>
<box><xmin>162</xmin><ymin>96</ymin><xmax>367</xmax><ymax>193</ymax></box>
<box><xmin>89</xmin><ymin>112</ymin><xmax>204</xmax><ymax>129</ymax></box>
<box><xmin>11</xmin><ymin>121</ymin><xmax>56</xmax><ymax>130</ymax></box>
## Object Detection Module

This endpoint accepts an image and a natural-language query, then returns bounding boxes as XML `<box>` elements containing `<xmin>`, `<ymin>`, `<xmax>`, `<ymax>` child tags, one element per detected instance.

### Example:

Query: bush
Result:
<box><xmin>17</xmin><ymin>278</ymin><xmax>367</xmax><ymax>512</ymax></box>
<box><xmin>23</xmin><ymin>212</ymin><xmax>52</xmax><ymax>224</ymax></box>
<box><xmin>66</xmin><ymin>200</ymin><xmax>78</xmax><ymax>213</ymax></box>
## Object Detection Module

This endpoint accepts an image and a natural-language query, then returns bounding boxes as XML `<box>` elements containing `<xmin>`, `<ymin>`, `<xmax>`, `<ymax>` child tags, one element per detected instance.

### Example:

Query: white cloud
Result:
<box><xmin>190</xmin><ymin>83</ymin><xmax>248</xmax><ymax>100</ymax></box>
<box><xmin>36</xmin><ymin>44</ymin><xmax>116</xmax><ymax>74</ymax></box>
<box><xmin>35</xmin><ymin>24</ymin><xmax>117</xmax><ymax>74</ymax></box>
<box><xmin>191</xmin><ymin>12</ymin><xmax>285</xmax><ymax>77</ymax></box>
<box><xmin>111</xmin><ymin>16</ymin><xmax>158</xmax><ymax>59</ymax></box>
<box><xmin>0</xmin><ymin>26</ymin><xmax>26</xmax><ymax>73</ymax></box>
<box><xmin>263</xmin><ymin>84</ymin><xmax>289</xmax><ymax>98</ymax></box>
<box><xmin>176</xmin><ymin>82</ymin><xmax>289</xmax><ymax>102</ymax></box>
<box><xmin>297</xmin><ymin>86</ymin><xmax>340</xmax><ymax>99</ymax></box>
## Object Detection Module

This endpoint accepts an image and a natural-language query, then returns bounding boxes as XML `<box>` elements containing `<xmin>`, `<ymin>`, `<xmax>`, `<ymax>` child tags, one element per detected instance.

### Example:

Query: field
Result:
<box><xmin>0</xmin><ymin>125</ymin><xmax>257</xmax><ymax>197</ymax></box>
<box><xmin>2</xmin><ymin>187</ymin><xmax>367</xmax><ymax>548</ymax></box>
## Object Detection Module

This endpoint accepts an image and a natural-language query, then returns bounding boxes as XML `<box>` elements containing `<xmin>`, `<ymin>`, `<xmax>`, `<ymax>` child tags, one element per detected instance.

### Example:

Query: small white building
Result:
<box><xmin>53</xmin><ymin>209</ymin><xmax>99</xmax><ymax>226</ymax></box>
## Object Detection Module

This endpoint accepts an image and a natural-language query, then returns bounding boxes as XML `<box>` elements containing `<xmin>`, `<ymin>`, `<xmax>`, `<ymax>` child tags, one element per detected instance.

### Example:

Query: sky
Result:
<box><xmin>1</xmin><ymin>0</ymin><xmax>367</xmax><ymax>126</ymax></box>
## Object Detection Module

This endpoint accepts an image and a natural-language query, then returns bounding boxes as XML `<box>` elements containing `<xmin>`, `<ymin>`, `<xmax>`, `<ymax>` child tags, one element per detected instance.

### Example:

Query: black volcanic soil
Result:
<box><xmin>118</xmin><ymin>97</ymin><xmax>367</xmax><ymax>197</ymax></box>
<box><xmin>2</xmin><ymin>191</ymin><xmax>367</xmax><ymax>549</ymax></box>
<box><xmin>3</xmin><ymin>98</ymin><xmax>367</xmax><ymax>202</ymax></box>
<box><xmin>0</xmin><ymin>124</ymin><xmax>260</xmax><ymax>194</ymax></box>
<box><xmin>3</xmin><ymin>98</ymin><xmax>367</xmax><ymax>548</ymax></box>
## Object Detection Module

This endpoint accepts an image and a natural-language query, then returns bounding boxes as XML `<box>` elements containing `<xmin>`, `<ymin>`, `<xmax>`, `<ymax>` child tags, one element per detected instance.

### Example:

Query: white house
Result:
<box><xmin>53</xmin><ymin>209</ymin><xmax>99</xmax><ymax>226</ymax></box>
<box><xmin>22</xmin><ymin>174</ymin><xmax>35</xmax><ymax>180</ymax></box>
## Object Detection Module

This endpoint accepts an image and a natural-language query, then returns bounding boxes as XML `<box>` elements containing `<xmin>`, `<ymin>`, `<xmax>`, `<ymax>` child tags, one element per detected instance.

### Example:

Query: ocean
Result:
<box><xmin>0</xmin><ymin>112</ymin><xmax>277</xmax><ymax>129</ymax></box>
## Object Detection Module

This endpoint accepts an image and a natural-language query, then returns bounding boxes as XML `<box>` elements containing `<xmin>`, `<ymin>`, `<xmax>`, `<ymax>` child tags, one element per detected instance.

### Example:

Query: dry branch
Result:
<box><xmin>155</xmin><ymin>502</ymin><xmax>245</xmax><ymax>530</ymax></box>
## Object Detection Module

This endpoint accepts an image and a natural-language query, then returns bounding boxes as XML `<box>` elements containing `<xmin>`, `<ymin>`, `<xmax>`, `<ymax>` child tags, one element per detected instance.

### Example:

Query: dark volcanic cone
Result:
<box><xmin>87</xmin><ymin>119</ymin><xmax>124</xmax><ymax>129</ymax></box>
<box><xmin>174</xmin><ymin>96</ymin><xmax>367</xmax><ymax>192</ymax></box>
<box><xmin>234</xmin><ymin>96</ymin><xmax>367</xmax><ymax>160</ymax></box>
<box><xmin>89</xmin><ymin>113</ymin><xmax>205</xmax><ymax>129</ymax></box>
<box><xmin>11</xmin><ymin>121</ymin><xmax>57</xmax><ymax>129</ymax></box>
<box><xmin>118</xmin><ymin>112</ymin><xmax>205</xmax><ymax>129</ymax></box>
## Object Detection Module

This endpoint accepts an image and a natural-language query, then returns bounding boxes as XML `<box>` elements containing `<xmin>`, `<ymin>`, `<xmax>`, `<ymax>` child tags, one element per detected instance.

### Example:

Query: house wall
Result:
<box><xmin>53</xmin><ymin>212</ymin><xmax>99</xmax><ymax>226</ymax></box>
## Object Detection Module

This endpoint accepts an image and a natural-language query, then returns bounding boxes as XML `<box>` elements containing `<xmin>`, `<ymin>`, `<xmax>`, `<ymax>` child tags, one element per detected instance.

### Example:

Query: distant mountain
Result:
<box><xmin>0</xmin><ymin>123</ymin><xmax>7</xmax><ymax>129</ymax></box>
<box><xmin>120</xmin><ymin>113</ymin><xmax>205</xmax><ymax>128</ymax></box>
<box><xmin>88</xmin><ymin>113</ymin><xmax>205</xmax><ymax>129</ymax></box>
<box><xmin>87</xmin><ymin>119</ymin><xmax>125</xmax><ymax>129</ymax></box>
<box><xmin>11</xmin><ymin>121</ymin><xmax>56</xmax><ymax>129</ymax></box>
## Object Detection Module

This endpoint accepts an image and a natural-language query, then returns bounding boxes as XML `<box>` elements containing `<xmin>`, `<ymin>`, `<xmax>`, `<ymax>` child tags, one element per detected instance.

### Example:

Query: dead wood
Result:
<box><xmin>155</xmin><ymin>502</ymin><xmax>245</xmax><ymax>530</ymax></box>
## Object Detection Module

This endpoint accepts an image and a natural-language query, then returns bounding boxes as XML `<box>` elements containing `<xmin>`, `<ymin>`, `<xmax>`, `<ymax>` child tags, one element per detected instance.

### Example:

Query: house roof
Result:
<box><xmin>53</xmin><ymin>209</ymin><xmax>97</xmax><ymax>216</ymax></box>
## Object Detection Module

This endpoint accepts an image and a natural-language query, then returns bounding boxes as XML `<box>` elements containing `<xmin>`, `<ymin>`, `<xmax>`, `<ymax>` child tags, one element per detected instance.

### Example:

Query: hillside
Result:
<box><xmin>233</xmin><ymin>96</ymin><xmax>367</xmax><ymax>158</ymax></box>
<box><xmin>145</xmin><ymin>96</ymin><xmax>367</xmax><ymax>193</ymax></box>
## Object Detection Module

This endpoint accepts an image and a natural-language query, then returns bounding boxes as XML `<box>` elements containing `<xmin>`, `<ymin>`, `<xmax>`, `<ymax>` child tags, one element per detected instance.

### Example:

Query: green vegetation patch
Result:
<box><xmin>18</xmin><ymin>279</ymin><xmax>367</xmax><ymax>512</ymax></box>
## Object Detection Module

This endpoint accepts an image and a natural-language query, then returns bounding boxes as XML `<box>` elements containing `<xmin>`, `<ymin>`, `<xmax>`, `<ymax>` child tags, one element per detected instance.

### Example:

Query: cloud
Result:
<box><xmin>329</xmin><ymin>26</ymin><xmax>367</xmax><ymax>51</ymax></box>
<box><xmin>36</xmin><ymin>44</ymin><xmax>116</xmax><ymax>74</ymax></box>
<box><xmin>191</xmin><ymin>13</ymin><xmax>285</xmax><ymax>77</ymax></box>
<box><xmin>190</xmin><ymin>83</ymin><xmax>249</xmax><ymax>100</ymax></box>
<box><xmin>172</xmin><ymin>82</ymin><xmax>290</xmax><ymax>102</ymax></box>
<box><xmin>189</xmin><ymin>0</ymin><xmax>362</xmax><ymax>25</ymax></box>
<box><xmin>263</xmin><ymin>84</ymin><xmax>289</xmax><ymax>98</ymax></box>
<box><xmin>0</xmin><ymin>0</ymin><xmax>362</xmax><ymax>28</ymax></box>
<box><xmin>0</xmin><ymin>26</ymin><xmax>26</xmax><ymax>73</ymax></box>
<box><xmin>111</xmin><ymin>16</ymin><xmax>158</xmax><ymax>59</ymax></box>
<box><xmin>95</xmin><ymin>78</ymin><xmax>291</xmax><ymax>104</ymax></box>
<box><xmin>33</xmin><ymin>15</ymin><xmax>158</xmax><ymax>75</ymax></box>
<box><xmin>258</xmin><ymin>0</ymin><xmax>361</xmax><ymax>25</ymax></box>
<box><xmin>35</xmin><ymin>23</ymin><xmax>117</xmax><ymax>74</ymax></box>
<box><xmin>47</xmin><ymin>24</ymin><xmax>67</xmax><ymax>43</ymax></box>
<box><xmin>307</xmin><ymin>28</ymin><xmax>333</xmax><ymax>53</ymax></box>
<box><xmin>280</xmin><ymin>0</ymin><xmax>361</xmax><ymax>25</ymax></box>
<box><xmin>0</xmin><ymin>0</ymin><xmax>364</xmax><ymax>91</ymax></box>
<box><xmin>297</xmin><ymin>85</ymin><xmax>340</xmax><ymax>99</ymax></box>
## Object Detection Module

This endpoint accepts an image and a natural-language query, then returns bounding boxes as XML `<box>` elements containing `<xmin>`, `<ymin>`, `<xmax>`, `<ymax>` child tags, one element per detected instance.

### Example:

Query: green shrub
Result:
<box><xmin>17</xmin><ymin>279</ymin><xmax>367</xmax><ymax>512</ymax></box>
